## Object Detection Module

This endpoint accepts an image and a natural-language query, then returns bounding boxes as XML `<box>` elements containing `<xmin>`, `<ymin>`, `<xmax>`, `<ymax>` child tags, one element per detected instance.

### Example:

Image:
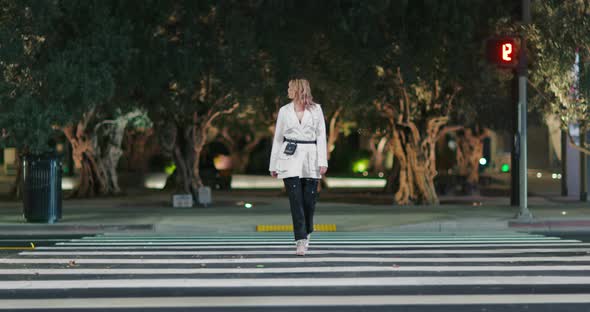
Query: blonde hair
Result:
<box><xmin>288</xmin><ymin>79</ymin><xmax>316</xmax><ymax>109</ymax></box>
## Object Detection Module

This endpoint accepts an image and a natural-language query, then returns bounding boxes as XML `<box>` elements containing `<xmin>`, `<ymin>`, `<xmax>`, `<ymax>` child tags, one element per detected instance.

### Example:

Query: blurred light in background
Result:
<box><xmin>231</xmin><ymin>175</ymin><xmax>386</xmax><ymax>189</ymax></box>
<box><xmin>447</xmin><ymin>140</ymin><xmax>457</xmax><ymax>150</ymax></box>
<box><xmin>144</xmin><ymin>174</ymin><xmax>387</xmax><ymax>190</ymax></box>
<box><xmin>230</xmin><ymin>175</ymin><xmax>283</xmax><ymax>189</ymax></box>
<box><xmin>214</xmin><ymin>154</ymin><xmax>232</xmax><ymax>170</ymax></box>
<box><xmin>501</xmin><ymin>164</ymin><xmax>510</xmax><ymax>173</ymax></box>
<box><xmin>479</xmin><ymin>158</ymin><xmax>487</xmax><ymax>166</ymax></box>
<box><xmin>61</xmin><ymin>177</ymin><xmax>77</xmax><ymax>190</ymax></box>
<box><xmin>551</xmin><ymin>173</ymin><xmax>562</xmax><ymax>180</ymax></box>
<box><xmin>164</xmin><ymin>163</ymin><xmax>176</xmax><ymax>175</ymax></box>
<box><xmin>325</xmin><ymin>177</ymin><xmax>386</xmax><ymax>188</ymax></box>
<box><xmin>352</xmin><ymin>159</ymin><xmax>370</xmax><ymax>173</ymax></box>
<box><xmin>144</xmin><ymin>173</ymin><xmax>169</xmax><ymax>189</ymax></box>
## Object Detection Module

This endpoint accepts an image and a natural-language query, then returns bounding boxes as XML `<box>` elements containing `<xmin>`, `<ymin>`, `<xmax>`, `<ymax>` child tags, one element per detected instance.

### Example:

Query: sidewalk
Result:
<box><xmin>0</xmin><ymin>189</ymin><xmax>589</xmax><ymax>235</ymax></box>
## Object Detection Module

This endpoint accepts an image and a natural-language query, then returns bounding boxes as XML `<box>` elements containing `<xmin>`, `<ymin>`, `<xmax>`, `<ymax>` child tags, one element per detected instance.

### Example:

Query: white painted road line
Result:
<box><xmin>19</xmin><ymin>247</ymin><xmax>590</xmax><ymax>256</ymax></box>
<box><xmin>56</xmin><ymin>240</ymin><xmax>582</xmax><ymax>245</ymax></box>
<box><xmin>83</xmin><ymin>235</ymin><xmax>552</xmax><ymax>240</ymax></box>
<box><xmin>92</xmin><ymin>233</ymin><xmax>547</xmax><ymax>236</ymax></box>
<box><xmin>3</xmin><ymin>256</ymin><xmax>590</xmax><ymax>264</ymax></box>
<box><xmin>4</xmin><ymin>276</ymin><xmax>590</xmax><ymax>289</ymax></box>
<box><xmin>69</xmin><ymin>237</ymin><xmax>565</xmax><ymax>242</ymax></box>
<box><xmin>3</xmin><ymin>265</ymin><xmax>590</xmax><ymax>275</ymax></box>
<box><xmin>33</xmin><ymin>242</ymin><xmax>590</xmax><ymax>250</ymax></box>
<box><xmin>2</xmin><ymin>294</ymin><xmax>590</xmax><ymax>309</ymax></box>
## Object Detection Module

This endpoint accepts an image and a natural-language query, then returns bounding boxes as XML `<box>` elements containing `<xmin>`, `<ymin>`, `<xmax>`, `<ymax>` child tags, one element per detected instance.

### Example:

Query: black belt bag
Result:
<box><xmin>283</xmin><ymin>137</ymin><xmax>316</xmax><ymax>155</ymax></box>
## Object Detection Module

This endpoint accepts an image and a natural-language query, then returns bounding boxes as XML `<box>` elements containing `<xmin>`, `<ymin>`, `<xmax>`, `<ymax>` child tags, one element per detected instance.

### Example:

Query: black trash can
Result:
<box><xmin>22</xmin><ymin>154</ymin><xmax>62</xmax><ymax>223</ymax></box>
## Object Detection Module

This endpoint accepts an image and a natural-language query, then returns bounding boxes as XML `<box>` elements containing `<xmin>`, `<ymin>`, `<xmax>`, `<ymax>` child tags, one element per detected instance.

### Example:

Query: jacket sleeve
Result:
<box><xmin>269</xmin><ymin>108</ymin><xmax>285</xmax><ymax>172</ymax></box>
<box><xmin>316</xmin><ymin>105</ymin><xmax>328</xmax><ymax>168</ymax></box>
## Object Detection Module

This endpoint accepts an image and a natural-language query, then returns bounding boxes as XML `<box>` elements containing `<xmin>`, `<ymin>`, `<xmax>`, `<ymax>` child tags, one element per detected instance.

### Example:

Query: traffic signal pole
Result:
<box><xmin>516</xmin><ymin>0</ymin><xmax>533</xmax><ymax>220</ymax></box>
<box><xmin>581</xmin><ymin>123</ymin><xmax>588</xmax><ymax>201</ymax></box>
<box><xmin>510</xmin><ymin>75</ymin><xmax>520</xmax><ymax>207</ymax></box>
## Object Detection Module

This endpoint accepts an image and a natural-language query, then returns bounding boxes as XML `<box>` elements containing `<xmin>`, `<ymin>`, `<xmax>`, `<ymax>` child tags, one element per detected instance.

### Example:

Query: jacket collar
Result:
<box><xmin>288</xmin><ymin>102</ymin><xmax>311</xmax><ymax>127</ymax></box>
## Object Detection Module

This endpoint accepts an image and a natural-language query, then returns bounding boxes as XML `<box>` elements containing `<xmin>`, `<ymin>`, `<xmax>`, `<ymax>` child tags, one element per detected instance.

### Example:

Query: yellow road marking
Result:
<box><xmin>256</xmin><ymin>224</ymin><xmax>336</xmax><ymax>232</ymax></box>
<box><xmin>0</xmin><ymin>242</ymin><xmax>35</xmax><ymax>250</ymax></box>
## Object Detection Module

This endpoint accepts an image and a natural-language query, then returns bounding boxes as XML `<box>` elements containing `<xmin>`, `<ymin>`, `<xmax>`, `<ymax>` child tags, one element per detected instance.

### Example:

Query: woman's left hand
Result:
<box><xmin>319</xmin><ymin>166</ymin><xmax>328</xmax><ymax>175</ymax></box>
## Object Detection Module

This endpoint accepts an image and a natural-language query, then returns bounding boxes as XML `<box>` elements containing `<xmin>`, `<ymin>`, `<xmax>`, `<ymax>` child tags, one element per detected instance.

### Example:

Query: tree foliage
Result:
<box><xmin>527</xmin><ymin>0</ymin><xmax>590</xmax><ymax>154</ymax></box>
<box><xmin>1</xmin><ymin>0</ymin><xmax>559</xmax><ymax>205</ymax></box>
<box><xmin>138</xmin><ymin>0</ymin><xmax>259</xmax><ymax>196</ymax></box>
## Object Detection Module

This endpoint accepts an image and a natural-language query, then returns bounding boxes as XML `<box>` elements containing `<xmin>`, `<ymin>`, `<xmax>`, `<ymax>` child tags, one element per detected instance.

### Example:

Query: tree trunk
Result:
<box><xmin>191</xmin><ymin>102</ymin><xmax>239</xmax><ymax>191</ymax></box>
<box><xmin>161</xmin><ymin>121</ymin><xmax>197</xmax><ymax>196</ymax></box>
<box><xmin>62</xmin><ymin>118</ymin><xmax>108</xmax><ymax>198</ymax></box>
<box><xmin>456</xmin><ymin>128</ymin><xmax>489</xmax><ymax>188</ymax></box>
<box><xmin>319</xmin><ymin>106</ymin><xmax>343</xmax><ymax>192</ymax></box>
<box><xmin>369</xmin><ymin>134</ymin><xmax>388</xmax><ymax>173</ymax></box>
<box><xmin>326</xmin><ymin>106</ymin><xmax>342</xmax><ymax>162</ymax></box>
<box><xmin>157</xmin><ymin>118</ymin><xmax>198</xmax><ymax>197</ymax></box>
<box><xmin>124</xmin><ymin>128</ymin><xmax>155</xmax><ymax>173</ymax></box>
<box><xmin>193</xmin><ymin>144</ymin><xmax>204</xmax><ymax>189</ymax></box>
<box><xmin>390</xmin><ymin>129</ymin><xmax>413</xmax><ymax>204</ymax></box>
<box><xmin>375</xmin><ymin>68</ymin><xmax>460</xmax><ymax>205</ymax></box>
<box><xmin>240</xmin><ymin>136</ymin><xmax>264</xmax><ymax>173</ymax></box>
<box><xmin>232</xmin><ymin>153</ymin><xmax>252</xmax><ymax>173</ymax></box>
<box><xmin>160</xmin><ymin>101</ymin><xmax>238</xmax><ymax>196</ymax></box>
<box><xmin>384</xmin><ymin>153</ymin><xmax>400</xmax><ymax>194</ymax></box>
<box><xmin>173</xmin><ymin>142</ymin><xmax>192</xmax><ymax>194</ymax></box>
<box><xmin>392</xmin><ymin>132</ymin><xmax>440</xmax><ymax>205</ymax></box>
<box><xmin>94</xmin><ymin>111</ymin><xmax>143</xmax><ymax>194</ymax></box>
<box><xmin>220</xmin><ymin>127</ymin><xmax>264</xmax><ymax>174</ymax></box>
<box><xmin>74</xmin><ymin>152</ymin><xmax>107</xmax><ymax>198</ymax></box>
<box><xmin>192</xmin><ymin>112</ymin><xmax>206</xmax><ymax>190</ymax></box>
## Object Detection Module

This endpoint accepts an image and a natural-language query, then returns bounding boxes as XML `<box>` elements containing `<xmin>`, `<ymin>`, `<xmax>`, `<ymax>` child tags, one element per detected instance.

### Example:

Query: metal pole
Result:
<box><xmin>581</xmin><ymin>124</ymin><xmax>587</xmax><ymax>201</ymax></box>
<box><xmin>516</xmin><ymin>0</ymin><xmax>533</xmax><ymax>220</ymax></box>
<box><xmin>561</xmin><ymin>130</ymin><xmax>568</xmax><ymax>196</ymax></box>
<box><xmin>510</xmin><ymin>74</ymin><xmax>520</xmax><ymax>206</ymax></box>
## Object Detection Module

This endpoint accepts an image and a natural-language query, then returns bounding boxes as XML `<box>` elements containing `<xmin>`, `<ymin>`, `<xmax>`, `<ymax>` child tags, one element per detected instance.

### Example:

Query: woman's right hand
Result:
<box><xmin>271</xmin><ymin>171</ymin><xmax>278</xmax><ymax>178</ymax></box>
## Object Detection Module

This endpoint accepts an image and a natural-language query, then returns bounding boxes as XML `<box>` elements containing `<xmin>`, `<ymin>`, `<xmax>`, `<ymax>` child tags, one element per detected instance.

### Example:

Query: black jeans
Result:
<box><xmin>283</xmin><ymin>177</ymin><xmax>319</xmax><ymax>241</ymax></box>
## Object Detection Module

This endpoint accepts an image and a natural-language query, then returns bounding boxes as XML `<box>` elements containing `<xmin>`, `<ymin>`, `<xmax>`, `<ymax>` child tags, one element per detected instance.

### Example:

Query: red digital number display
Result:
<box><xmin>502</xmin><ymin>43</ymin><xmax>513</xmax><ymax>62</ymax></box>
<box><xmin>486</xmin><ymin>37</ymin><xmax>519</xmax><ymax>68</ymax></box>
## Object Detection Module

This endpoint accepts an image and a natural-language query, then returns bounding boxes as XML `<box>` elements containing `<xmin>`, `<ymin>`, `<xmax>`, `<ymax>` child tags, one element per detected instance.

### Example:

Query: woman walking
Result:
<box><xmin>269</xmin><ymin>78</ymin><xmax>328</xmax><ymax>256</ymax></box>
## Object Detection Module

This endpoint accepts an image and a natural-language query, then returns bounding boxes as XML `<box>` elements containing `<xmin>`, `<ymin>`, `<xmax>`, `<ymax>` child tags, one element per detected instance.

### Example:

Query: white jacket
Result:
<box><xmin>269</xmin><ymin>102</ymin><xmax>328</xmax><ymax>179</ymax></box>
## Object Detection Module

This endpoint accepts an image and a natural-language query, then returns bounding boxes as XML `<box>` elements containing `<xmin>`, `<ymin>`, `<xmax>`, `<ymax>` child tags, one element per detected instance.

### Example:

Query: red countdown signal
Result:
<box><xmin>486</xmin><ymin>37</ymin><xmax>519</xmax><ymax>68</ymax></box>
<box><xmin>502</xmin><ymin>43</ymin><xmax>513</xmax><ymax>61</ymax></box>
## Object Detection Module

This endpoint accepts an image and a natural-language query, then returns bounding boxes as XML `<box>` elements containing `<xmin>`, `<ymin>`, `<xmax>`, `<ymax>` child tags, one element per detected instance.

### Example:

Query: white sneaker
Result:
<box><xmin>296</xmin><ymin>239</ymin><xmax>306</xmax><ymax>256</ymax></box>
<box><xmin>305</xmin><ymin>234</ymin><xmax>310</xmax><ymax>249</ymax></box>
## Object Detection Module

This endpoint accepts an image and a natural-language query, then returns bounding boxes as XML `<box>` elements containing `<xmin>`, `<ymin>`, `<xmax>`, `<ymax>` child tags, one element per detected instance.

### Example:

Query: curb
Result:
<box><xmin>0</xmin><ymin>224</ymin><xmax>154</xmax><ymax>235</ymax></box>
<box><xmin>508</xmin><ymin>219</ymin><xmax>590</xmax><ymax>232</ymax></box>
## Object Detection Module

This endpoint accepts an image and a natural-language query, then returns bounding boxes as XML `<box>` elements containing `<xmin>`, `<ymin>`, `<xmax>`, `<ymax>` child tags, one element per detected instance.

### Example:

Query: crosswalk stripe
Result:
<box><xmin>96</xmin><ymin>230</ymin><xmax>546</xmax><ymax>237</ymax></box>
<box><xmin>0</xmin><ymin>239</ymin><xmax>71</xmax><ymax>242</ymax></box>
<box><xmin>4</xmin><ymin>276</ymin><xmax>590</xmax><ymax>289</ymax></box>
<box><xmin>2</xmin><ymin>265</ymin><xmax>590</xmax><ymax>275</ymax></box>
<box><xmin>19</xmin><ymin>247</ymin><xmax>590</xmax><ymax>256</ymax></box>
<box><xmin>2</xmin><ymin>294</ymin><xmax>590</xmax><ymax>309</ymax></box>
<box><xmin>2</xmin><ymin>231</ymin><xmax>589</xmax><ymax>309</ymax></box>
<box><xmin>88</xmin><ymin>232</ymin><xmax>552</xmax><ymax>235</ymax></box>
<box><xmin>83</xmin><ymin>235</ymin><xmax>552</xmax><ymax>240</ymax></box>
<box><xmin>33</xmin><ymin>242</ymin><xmax>590</xmax><ymax>250</ymax></box>
<box><xmin>56</xmin><ymin>239</ymin><xmax>582</xmax><ymax>245</ymax></box>
<box><xmin>69</xmin><ymin>237</ymin><xmax>565</xmax><ymax>242</ymax></box>
<box><xmin>3</xmin><ymin>256</ymin><xmax>590</xmax><ymax>264</ymax></box>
